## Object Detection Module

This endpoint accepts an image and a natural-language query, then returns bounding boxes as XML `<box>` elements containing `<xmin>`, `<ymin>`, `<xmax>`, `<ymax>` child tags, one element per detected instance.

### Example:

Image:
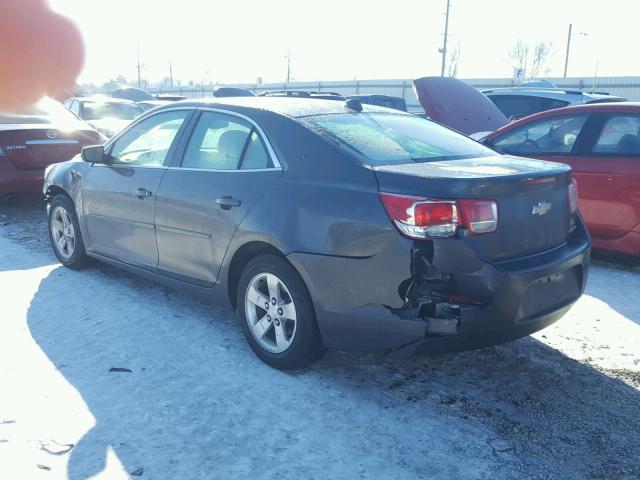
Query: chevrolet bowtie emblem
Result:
<box><xmin>532</xmin><ymin>201</ymin><xmax>552</xmax><ymax>216</ymax></box>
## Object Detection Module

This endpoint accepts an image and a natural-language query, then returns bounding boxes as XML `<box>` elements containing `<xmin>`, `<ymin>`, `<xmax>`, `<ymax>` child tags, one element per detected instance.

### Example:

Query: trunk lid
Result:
<box><xmin>0</xmin><ymin>125</ymin><xmax>100</xmax><ymax>170</ymax></box>
<box><xmin>374</xmin><ymin>155</ymin><xmax>573</xmax><ymax>261</ymax></box>
<box><xmin>413</xmin><ymin>77</ymin><xmax>509</xmax><ymax>135</ymax></box>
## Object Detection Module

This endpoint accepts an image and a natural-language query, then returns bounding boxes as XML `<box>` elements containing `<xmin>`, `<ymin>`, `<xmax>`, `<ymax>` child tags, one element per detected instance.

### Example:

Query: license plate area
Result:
<box><xmin>516</xmin><ymin>265</ymin><xmax>582</xmax><ymax>323</ymax></box>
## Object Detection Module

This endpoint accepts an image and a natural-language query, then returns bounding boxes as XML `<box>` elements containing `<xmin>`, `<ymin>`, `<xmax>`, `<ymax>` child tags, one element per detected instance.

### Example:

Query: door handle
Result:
<box><xmin>216</xmin><ymin>196</ymin><xmax>241</xmax><ymax>210</ymax></box>
<box><xmin>135</xmin><ymin>187</ymin><xmax>152</xmax><ymax>199</ymax></box>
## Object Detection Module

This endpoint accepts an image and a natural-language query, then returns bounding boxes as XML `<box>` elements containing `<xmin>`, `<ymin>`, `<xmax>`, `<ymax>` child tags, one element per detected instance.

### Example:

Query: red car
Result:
<box><xmin>483</xmin><ymin>103</ymin><xmax>640</xmax><ymax>257</ymax></box>
<box><xmin>0</xmin><ymin>98</ymin><xmax>100</xmax><ymax>203</ymax></box>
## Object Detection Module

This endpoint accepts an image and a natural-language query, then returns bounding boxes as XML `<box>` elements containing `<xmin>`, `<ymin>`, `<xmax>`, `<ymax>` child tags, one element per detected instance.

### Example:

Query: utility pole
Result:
<box><xmin>563</xmin><ymin>24</ymin><xmax>587</xmax><ymax>78</ymax></box>
<box><xmin>439</xmin><ymin>0</ymin><xmax>451</xmax><ymax>77</ymax></box>
<box><xmin>169</xmin><ymin>59</ymin><xmax>174</xmax><ymax>88</ymax></box>
<box><xmin>563</xmin><ymin>23</ymin><xmax>572</xmax><ymax>78</ymax></box>
<box><xmin>285</xmin><ymin>50</ymin><xmax>291</xmax><ymax>83</ymax></box>
<box><xmin>136</xmin><ymin>42</ymin><xmax>142</xmax><ymax>88</ymax></box>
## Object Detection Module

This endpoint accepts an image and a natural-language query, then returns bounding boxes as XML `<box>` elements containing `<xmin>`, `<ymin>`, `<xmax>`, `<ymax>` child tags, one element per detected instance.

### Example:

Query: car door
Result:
<box><xmin>571</xmin><ymin>113</ymin><xmax>640</xmax><ymax>240</ymax></box>
<box><xmin>154</xmin><ymin>109</ymin><xmax>282</xmax><ymax>285</ymax></box>
<box><xmin>81</xmin><ymin>109</ymin><xmax>192</xmax><ymax>268</ymax></box>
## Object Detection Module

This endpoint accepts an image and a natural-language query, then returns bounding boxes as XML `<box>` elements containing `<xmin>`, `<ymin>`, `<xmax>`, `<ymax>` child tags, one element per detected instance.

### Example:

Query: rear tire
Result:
<box><xmin>238</xmin><ymin>254</ymin><xmax>324</xmax><ymax>370</ymax></box>
<box><xmin>48</xmin><ymin>195</ymin><xmax>89</xmax><ymax>269</ymax></box>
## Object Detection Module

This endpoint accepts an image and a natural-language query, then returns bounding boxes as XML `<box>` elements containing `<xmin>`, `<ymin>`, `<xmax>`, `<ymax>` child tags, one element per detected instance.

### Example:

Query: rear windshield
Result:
<box><xmin>304</xmin><ymin>113</ymin><xmax>494</xmax><ymax>166</ymax></box>
<box><xmin>0</xmin><ymin>98</ymin><xmax>82</xmax><ymax>125</ymax></box>
<box><xmin>82</xmin><ymin>101</ymin><xmax>143</xmax><ymax>121</ymax></box>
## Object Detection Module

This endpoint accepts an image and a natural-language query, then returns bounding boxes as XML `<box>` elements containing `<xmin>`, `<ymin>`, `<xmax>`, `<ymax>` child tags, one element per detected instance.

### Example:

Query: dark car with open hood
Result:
<box><xmin>0</xmin><ymin>98</ymin><xmax>101</xmax><ymax>204</ymax></box>
<box><xmin>43</xmin><ymin>97</ymin><xmax>590</xmax><ymax>369</ymax></box>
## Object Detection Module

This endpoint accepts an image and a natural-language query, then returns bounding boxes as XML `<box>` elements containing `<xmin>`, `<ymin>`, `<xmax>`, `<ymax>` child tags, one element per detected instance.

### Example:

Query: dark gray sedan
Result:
<box><xmin>43</xmin><ymin>97</ymin><xmax>590</xmax><ymax>369</ymax></box>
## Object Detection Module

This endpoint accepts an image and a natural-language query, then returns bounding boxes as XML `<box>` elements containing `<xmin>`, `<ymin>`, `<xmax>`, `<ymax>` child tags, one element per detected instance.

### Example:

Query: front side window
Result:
<box><xmin>592</xmin><ymin>115</ymin><xmax>640</xmax><ymax>155</ymax></box>
<box><xmin>304</xmin><ymin>113</ymin><xmax>494</xmax><ymax>166</ymax></box>
<box><xmin>109</xmin><ymin>110</ymin><xmax>189</xmax><ymax>166</ymax></box>
<box><xmin>181</xmin><ymin>111</ymin><xmax>272</xmax><ymax>170</ymax></box>
<box><xmin>490</xmin><ymin>114</ymin><xmax>588</xmax><ymax>155</ymax></box>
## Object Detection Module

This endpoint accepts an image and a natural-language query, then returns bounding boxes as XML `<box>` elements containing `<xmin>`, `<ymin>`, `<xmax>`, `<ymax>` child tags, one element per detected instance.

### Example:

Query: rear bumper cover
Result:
<box><xmin>288</xmin><ymin>218</ymin><xmax>590</xmax><ymax>356</ymax></box>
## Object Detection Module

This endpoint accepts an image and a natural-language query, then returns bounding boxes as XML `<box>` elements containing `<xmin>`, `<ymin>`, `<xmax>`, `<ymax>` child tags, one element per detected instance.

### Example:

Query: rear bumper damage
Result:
<box><xmin>288</xmin><ymin>217</ymin><xmax>590</xmax><ymax>356</ymax></box>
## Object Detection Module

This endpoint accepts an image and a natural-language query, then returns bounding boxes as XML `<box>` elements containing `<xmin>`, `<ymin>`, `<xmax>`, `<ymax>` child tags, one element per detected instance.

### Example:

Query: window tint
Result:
<box><xmin>109</xmin><ymin>110</ymin><xmax>188</xmax><ymax>166</ymax></box>
<box><xmin>491</xmin><ymin>114</ymin><xmax>588</xmax><ymax>155</ymax></box>
<box><xmin>182</xmin><ymin>112</ymin><xmax>272</xmax><ymax>170</ymax></box>
<box><xmin>593</xmin><ymin>115</ymin><xmax>640</xmax><ymax>155</ymax></box>
<box><xmin>489</xmin><ymin>95</ymin><xmax>569</xmax><ymax>120</ymax></box>
<box><xmin>305</xmin><ymin>113</ymin><xmax>494</xmax><ymax>166</ymax></box>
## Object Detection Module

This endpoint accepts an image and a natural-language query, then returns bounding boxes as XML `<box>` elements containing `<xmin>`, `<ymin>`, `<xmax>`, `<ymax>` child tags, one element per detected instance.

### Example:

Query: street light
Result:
<box><xmin>563</xmin><ymin>23</ymin><xmax>588</xmax><ymax>77</ymax></box>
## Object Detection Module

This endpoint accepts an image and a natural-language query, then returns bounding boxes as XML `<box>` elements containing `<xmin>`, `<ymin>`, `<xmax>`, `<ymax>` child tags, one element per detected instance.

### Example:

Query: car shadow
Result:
<box><xmin>25</xmin><ymin>262</ymin><xmax>640</xmax><ymax>479</ymax></box>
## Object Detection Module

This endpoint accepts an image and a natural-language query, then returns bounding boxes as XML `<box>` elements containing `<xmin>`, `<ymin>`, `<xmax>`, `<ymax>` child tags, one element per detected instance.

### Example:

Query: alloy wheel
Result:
<box><xmin>51</xmin><ymin>206</ymin><xmax>76</xmax><ymax>260</ymax></box>
<box><xmin>244</xmin><ymin>272</ymin><xmax>298</xmax><ymax>353</ymax></box>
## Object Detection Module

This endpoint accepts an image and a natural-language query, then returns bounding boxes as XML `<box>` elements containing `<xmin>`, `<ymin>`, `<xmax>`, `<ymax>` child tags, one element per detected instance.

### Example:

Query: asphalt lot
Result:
<box><xmin>1</xmin><ymin>201</ymin><xmax>639</xmax><ymax>480</ymax></box>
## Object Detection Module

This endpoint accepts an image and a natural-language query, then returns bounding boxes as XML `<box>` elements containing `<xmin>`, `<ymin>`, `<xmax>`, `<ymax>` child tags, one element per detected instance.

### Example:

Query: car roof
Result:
<box><xmin>486</xmin><ymin>102</ymin><xmax>640</xmax><ymax>139</ymax></box>
<box><xmin>152</xmin><ymin>96</ymin><xmax>404</xmax><ymax>118</ymax></box>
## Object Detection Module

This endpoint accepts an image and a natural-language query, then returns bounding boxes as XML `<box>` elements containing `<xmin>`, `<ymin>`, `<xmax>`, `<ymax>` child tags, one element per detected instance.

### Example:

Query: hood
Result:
<box><xmin>413</xmin><ymin>77</ymin><xmax>509</xmax><ymax>135</ymax></box>
<box><xmin>87</xmin><ymin>118</ymin><xmax>132</xmax><ymax>138</ymax></box>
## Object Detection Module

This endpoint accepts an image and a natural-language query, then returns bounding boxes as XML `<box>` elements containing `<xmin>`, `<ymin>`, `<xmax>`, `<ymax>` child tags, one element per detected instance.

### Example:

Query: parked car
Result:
<box><xmin>483</xmin><ymin>102</ymin><xmax>640</xmax><ymax>257</ymax></box>
<box><xmin>346</xmin><ymin>94</ymin><xmax>407</xmax><ymax>112</ymax></box>
<box><xmin>63</xmin><ymin>96</ymin><xmax>144</xmax><ymax>138</ymax></box>
<box><xmin>137</xmin><ymin>100</ymin><xmax>172</xmax><ymax>112</ymax></box>
<box><xmin>0</xmin><ymin>98</ymin><xmax>100</xmax><ymax>203</ymax></box>
<box><xmin>43</xmin><ymin>97</ymin><xmax>590</xmax><ymax>369</ymax></box>
<box><xmin>482</xmin><ymin>80</ymin><xmax>626</xmax><ymax>121</ymax></box>
<box><xmin>258</xmin><ymin>90</ymin><xmax>345</xmax><ymax>101</ymax></box>
<box><xmin>213</xmin><ymin>87</ymin><xmax>255</xmax><ymax>97</ymax></box>
<box><xmin>111</xmin><ymin>86</ymin><xmax>155</xmax><ymax>102</ymax></box>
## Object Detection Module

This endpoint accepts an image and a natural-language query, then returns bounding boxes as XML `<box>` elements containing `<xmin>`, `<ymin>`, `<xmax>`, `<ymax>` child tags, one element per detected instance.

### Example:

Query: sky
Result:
<box><xmin>50</xmin><ymin>0</ymin><xmax>640</xmax><ymax>86</ymax></box>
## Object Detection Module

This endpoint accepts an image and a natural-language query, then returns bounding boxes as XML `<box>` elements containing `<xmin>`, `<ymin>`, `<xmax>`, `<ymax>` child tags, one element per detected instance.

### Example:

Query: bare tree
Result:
<box><xmin>530</xmin><ymin>41</ymin><xmax>552</xmax><ymax>78</ymax></box>
<box><xmin>447</xmin><ymin>44</ymin><xmax>461</xmax><ymax>78</ymax></box>
<box><xmin>508</xmin><ymin>39</ymin><xmax>530</xmax><ymax>72</ymax></box>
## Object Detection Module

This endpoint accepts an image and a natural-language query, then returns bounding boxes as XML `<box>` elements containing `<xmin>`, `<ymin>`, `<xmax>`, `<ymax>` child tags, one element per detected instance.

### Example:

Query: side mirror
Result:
<box><xmin>81</xmin><ymin>145</ymin><xmax>107</xmax><ymax>164</ymax></box>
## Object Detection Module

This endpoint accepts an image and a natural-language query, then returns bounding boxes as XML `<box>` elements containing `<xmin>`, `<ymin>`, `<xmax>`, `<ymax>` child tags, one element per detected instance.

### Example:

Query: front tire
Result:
<box><xmin>238</xmin><ymin>254</ymin><xmax>323</xmax><ymax>370</ymax></box>
<box><xmin>48</xmin><ymin>195</ymin><xmax>88</xmax><ymax>269</ymax></box>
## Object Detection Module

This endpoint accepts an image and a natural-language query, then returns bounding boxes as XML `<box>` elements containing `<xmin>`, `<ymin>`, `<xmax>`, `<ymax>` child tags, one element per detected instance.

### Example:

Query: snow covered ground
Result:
<box><xmin>1</xmin><ymin>203</ymin><xmax>639</xmax><ymax>480</ymax></box>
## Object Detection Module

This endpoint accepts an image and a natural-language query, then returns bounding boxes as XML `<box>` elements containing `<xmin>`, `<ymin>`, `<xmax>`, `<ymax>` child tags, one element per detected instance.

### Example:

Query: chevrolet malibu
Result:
<box><xmin>43</xmin><ymin>98</ymin><xmax>590</xmax><ymax>369</ymax></box>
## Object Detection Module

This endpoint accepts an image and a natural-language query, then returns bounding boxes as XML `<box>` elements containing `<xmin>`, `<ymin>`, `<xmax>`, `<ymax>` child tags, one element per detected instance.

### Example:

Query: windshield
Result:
<box><xmin>0</xmin><ymin>97</ymin><xmax>83</xmax><ymax>126</ymax></box>
<box><xmin>82</xmin><ymin>101</ymin><xmax>143</xmax><ymax>121</ymax></box>
<box><xmin>304</xmin><ymin>113</ymin><xmax>494</xmax><ymax>166</ymax></box>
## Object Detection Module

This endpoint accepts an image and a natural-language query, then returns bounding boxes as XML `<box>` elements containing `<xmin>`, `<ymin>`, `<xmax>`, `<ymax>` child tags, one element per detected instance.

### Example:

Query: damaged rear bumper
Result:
<box><xmin>287</xmin><ymin>218</ymin><xmax>590</xmax><ymax>356</ymax></box>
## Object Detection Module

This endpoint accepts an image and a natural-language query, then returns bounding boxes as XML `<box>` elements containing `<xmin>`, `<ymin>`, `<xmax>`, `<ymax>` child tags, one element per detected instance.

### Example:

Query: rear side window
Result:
<box><xmin>304</xmin><ymin>113</ymin><xmax>494</xmax><ymax>166</ymax></box>
<box><xmin>592</xmin><ymin>115</ymin><xmax>640</xmax><ymax>155</ymax></box>
<box><xmin>490</xmin><ymin>114</ymin><xmax>588</xmax><ymax>155</ymax></box>
<box><xmin>181</xmin><ymin>111</ymin><xmax>272</xmax><ymax>170</ymax></box>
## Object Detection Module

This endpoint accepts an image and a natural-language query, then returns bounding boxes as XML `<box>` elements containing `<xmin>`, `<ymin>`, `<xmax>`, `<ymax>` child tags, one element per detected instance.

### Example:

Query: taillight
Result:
<box><xmin>568</xmin><ymin>179</ymin><xmax>578</xmax><ymax>214</ymax></box>
<box><xmin>380</xmin><ymin>193</ymin><xmax>458</xmax><ymax>238</ymax></box>
<box><xmin>458</xmin><ymin>199</ymin><xmax>498</xmax><ymax>234</ymax></box>
<box><xmin>380</xmin><ymin>193</ymin><xmax>497</xmax><ymax>239</ymax></box>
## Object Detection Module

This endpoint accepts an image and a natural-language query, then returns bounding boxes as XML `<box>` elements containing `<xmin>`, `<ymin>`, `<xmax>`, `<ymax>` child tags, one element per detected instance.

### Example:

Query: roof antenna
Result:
<box><xmin>345</xmin><ymin>98</ymin><xmax>363</xmax><ymax>112</ymax></box>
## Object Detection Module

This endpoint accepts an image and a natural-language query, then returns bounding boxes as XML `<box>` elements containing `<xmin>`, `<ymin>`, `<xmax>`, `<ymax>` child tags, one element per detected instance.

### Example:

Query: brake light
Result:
<box><xmin>568</xmin><ymin>179</ymin><xmax>578</xmax><ymax>214</ymax></box>
<box><xmin>458</xmin><ymin>199</ymin><xmax>498</xmax><ymax>234</ymax></box>
<box><xmin>380</xmin><ymin>193</ymin><xmax>498</xmax><ymax>239</ymax></box>
<box><xmin>380</xmin><ymin>193</ymin><xmax>458</xmax><ymax>238</ymax></box>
